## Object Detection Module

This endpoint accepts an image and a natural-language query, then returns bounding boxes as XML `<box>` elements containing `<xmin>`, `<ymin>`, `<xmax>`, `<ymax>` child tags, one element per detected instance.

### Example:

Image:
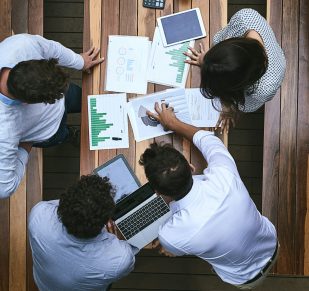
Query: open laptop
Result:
<box><xmin>94</xmin><ymin>154</ymin><xmax>171</xmax><ymax>249</ymax></box>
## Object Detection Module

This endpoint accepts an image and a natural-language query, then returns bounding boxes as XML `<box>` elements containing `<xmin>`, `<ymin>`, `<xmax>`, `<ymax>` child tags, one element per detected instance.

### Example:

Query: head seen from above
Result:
<box><xmin>57</xmin><ymin>175</ymin><xmax>116</xmax><ymax>239</ymax></box>
<box><xmin>200</xmin><ymin>37</ymin><xmax>268</xmax><ymax>110</ymax></box>
<box><xmin>7</xmin><ymin>58</ymin><xmax>69</xmax><ymax>104</ymax></box>
<box><xmin>139</xmin><ymin>143</ymin><xmax>193</xmax><ymax>200</ymax></box>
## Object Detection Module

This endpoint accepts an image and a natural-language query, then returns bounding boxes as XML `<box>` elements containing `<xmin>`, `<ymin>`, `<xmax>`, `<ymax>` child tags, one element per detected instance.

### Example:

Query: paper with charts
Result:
<box><xmin>88</xmin><ymin>94</ymin><xmax>129</xmax><ymax>150</ymax></box>
<box><xmin>127</xmin><ymin>88</ymin><xmax>220</xmax><ymax>142</ymax></box>
<box><xmin>127</xmin><ymin>88</ymin><xmax>192</xmax><ymax>142</ymax></box>
<box><xmin>185</xmin><ymin>88</ymin><xmax>220</xmax><ymax>127</ymax></box>
<box><xmin>105</xmin><ymin>36</ymin><xmax>151</xmax><ymax>94</ymax></box>
<box><xmin>147</xmin><ymin>27</ymin><xmax>194</xmax><ymax>87</ymax></box>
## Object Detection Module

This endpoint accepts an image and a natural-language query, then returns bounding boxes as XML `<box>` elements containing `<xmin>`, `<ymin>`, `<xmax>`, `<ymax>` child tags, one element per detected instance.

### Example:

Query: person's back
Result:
<box><xmin>157</xmin><ymin>154</ymin><xmax>276</xmax><ymax>284</ymax></box>
<box><xmin>28</xmin><ymin>175</ymin><xmax>136</xmax><ymax>291</ymax></box>
<box><xmin>140</xmin><ymin>103</ymin><xmax>278</xmax><ymax>289</ymax></box>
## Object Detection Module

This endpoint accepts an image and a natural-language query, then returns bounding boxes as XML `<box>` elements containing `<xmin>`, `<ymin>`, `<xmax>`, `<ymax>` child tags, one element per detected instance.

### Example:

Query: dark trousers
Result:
<box><xmin>33</xmin><ymin>83</ymin><xmax>82</xmax><ymax>148</ymax></box>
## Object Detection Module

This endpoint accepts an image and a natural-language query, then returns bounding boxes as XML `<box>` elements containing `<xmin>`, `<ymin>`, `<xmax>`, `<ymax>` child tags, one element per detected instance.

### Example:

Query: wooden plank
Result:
<box><xmin>9</xmin><ymin>179</ymin><xmax>27</xmax><ymax>291</ymax></box>
<box><xmin>305</xmin><ymin>155</ymin><xmax>309</xmax><ymax>275</ymax></box>
<box><xmin>44</xmin><ymin>17</ymin><xmax>83</xmax><ymax>33</ymax></box>
<box><xmin>263</xmin><ymin>0</ymin><xmax>282</xmax><ymax>240</ymax></box>
<box><xmin>276</xmin><ymin>0</ymin><xmax>299</xmax><ymax>274</ymax></box>
<box><xmin>26</xmin><ymin>149</ymin><xmax>42</xmax><ymax>291</ymax></box>
<box><xmin>44</xmin><ymin>3</ymin><xmax>84</xmax><ymax>18</ymax></box>
<box><xmin>297</xmin><ymin>0</ymin><xmax>309</xmax><ymax>275</ymax></box>
<box><xmin>28</xmin><ymin>0</ymin><xmax>43</xmax><ymax>35</ymax></box>
<box><xmin>80</xmin><ymin>0</ymin><xmax>96</xmax><ymax>175</ymax></box>
<box><xmin>135</xmin><ymin>0</ymin><xmax>156</xmax><ymax>184</ymax></box>
<box><xmin>97</xmin><ymin>0</ymin><xmax>119</xmax><ymax>167</ymax></box>
<box><xmin>0</xmin><ymin>198</ymin><xmax>10</xmax><ymax>291</ymax></box>
<box><xmin>0</xmin><ymin>1</ymin><xmax>12</xmax><ymax>289</ymax></box>
<box><xmin>117</xmin><ymin>0</ymin><xmax>138</xmax><ymax>169</ymax></box>
<box><xmin>0</xmin><ymin>0</ymin><xmax>11</xmax><ymax>40</ymax></box>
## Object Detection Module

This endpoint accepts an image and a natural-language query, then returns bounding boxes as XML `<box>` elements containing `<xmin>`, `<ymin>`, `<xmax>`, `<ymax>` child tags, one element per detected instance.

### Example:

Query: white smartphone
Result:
<box><xmin>157</xmin><ymin>8</ymin><xmax>206</xmax><ymax>47</ymax></box>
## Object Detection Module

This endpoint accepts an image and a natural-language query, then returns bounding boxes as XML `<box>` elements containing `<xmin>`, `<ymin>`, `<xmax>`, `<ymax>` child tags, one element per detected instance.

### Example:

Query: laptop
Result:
<box><xmin>93</xmin><ymin>154</ymin><xmax>172</xmax><ymax>249</ymax></box>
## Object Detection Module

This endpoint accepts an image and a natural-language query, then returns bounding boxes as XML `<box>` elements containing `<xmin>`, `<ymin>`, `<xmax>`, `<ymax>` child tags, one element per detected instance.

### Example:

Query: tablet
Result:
<box><xmin>157</xmin><ymin>8</ymin><xmax>206</xmax><ymax>47</ymax></box>
<box><xmin>93</xmin><ymin>154</ymin><xmax>141</xmax><ymax>203</ymax></box>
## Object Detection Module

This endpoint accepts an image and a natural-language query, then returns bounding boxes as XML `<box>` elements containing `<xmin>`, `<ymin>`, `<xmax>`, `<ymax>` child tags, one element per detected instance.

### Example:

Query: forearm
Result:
<box><xmin>168</xmin><ymin>119</ymin><xmax>200</xmax><ymax>142</ymax></box>
<box><xmin>0</xmin><ymin>147</ymin><xmax>29</xmax><ymax>198</ymax></box>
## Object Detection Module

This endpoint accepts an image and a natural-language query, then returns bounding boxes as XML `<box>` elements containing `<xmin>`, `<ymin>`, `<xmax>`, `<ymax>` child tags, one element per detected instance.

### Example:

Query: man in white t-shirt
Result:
<box><xmin>0</xmin><ymin>34</ymin><xmax>103</xmax><ymax>198</ymax></box>
<box><xmin>139</xmin><ymin>102</ymin><xmax>279</xmax><ymax>289</ymax></box>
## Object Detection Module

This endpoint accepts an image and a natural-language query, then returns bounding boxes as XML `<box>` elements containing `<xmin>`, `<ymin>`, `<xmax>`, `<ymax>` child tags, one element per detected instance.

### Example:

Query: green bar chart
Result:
<box><xmin>166</xmin><ymin>41</ymin><xmax>190</xmax><ymax>84</ymax></box>
<box><xmin>90</xmin><ymin>97</ymin><xmax>113</xmax><ymax>147</ymax></box>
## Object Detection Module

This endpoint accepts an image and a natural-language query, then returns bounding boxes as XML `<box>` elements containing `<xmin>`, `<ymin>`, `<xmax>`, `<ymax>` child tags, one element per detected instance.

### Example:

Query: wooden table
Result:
<box><xmin>80</xmin><ymin>0</ymin><xmax>228</xmax><ymax>183</ymax></box>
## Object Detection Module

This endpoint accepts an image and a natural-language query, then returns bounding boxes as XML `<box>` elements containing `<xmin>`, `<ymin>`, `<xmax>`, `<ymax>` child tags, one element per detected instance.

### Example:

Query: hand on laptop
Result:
<box><xmin>106</xmin><ymin>219</ymin><xmax>125</xmax><ymax>240</ymax></box>
<box><xmin>152</xmin><ymin>239</ymin><xmax>175</xmax><ymax>257</ymax></box>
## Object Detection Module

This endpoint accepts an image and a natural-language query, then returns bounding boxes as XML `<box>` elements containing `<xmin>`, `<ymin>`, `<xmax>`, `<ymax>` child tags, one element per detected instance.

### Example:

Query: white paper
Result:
<box><xmin>127</xmin><ymin>88</ymin><xmax>191</xmax><ymax>142</ymax></box>
<box><xmin>185</xmin><ymin>88</ymin><xmax>220</xmax><ymax>127</ymax></box>
<box><xmin>88</xmin><ymin>94</ymin><xmax>129</xmax><ymax>150</ymax></box>
<box><xmin>105</xmin><ymin>36</ymin><xmax>151</xmax><ymax>94</ymax></box>
<box><xmin>147</xmin><ymin>27</ymin><xmax>194</xmax><ymax>88</ymax></box>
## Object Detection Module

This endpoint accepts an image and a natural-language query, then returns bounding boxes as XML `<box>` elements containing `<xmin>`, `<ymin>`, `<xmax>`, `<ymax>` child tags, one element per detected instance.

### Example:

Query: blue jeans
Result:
<box><xmin>33</xmin><ymin>83</ymin><xmax>82</xmax><ymax>148</ymax></box>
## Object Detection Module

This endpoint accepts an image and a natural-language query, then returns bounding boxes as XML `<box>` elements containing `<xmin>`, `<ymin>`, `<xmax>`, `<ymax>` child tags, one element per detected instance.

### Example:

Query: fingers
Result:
<box><xmin>86</xmin><ymin>46</ymin><xmax>95</xmax><ymax>55</ymax></box>
<box><xmin>225</xmin><ymin>119</ymin><xmax>230</xmax><ymax>134</ymax></box>
<box><xmin>152</xmin><ymin>239</ymin><xmax>160</xmax><ymax>249</ymax></box>
<box><xmin>215</xmin><ymin>115</ymin><xmax>223</xmax><ymax>130</ymax></box>
<box><xmin>146</xmin><ymin>110</ymin><xmax>159</xmax><ymax>121</ymax></box>
<box><xmin>199</xmin><ymin>42</ymin><xmax>205</xmax><ymax>54</ymax></box>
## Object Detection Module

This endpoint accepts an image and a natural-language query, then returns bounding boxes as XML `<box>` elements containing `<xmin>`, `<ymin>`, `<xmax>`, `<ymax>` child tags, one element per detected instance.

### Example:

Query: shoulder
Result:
<box><xmin>29</xmin><ymin>200</ymin><xmax>59</xmax><ymax>230</ymax></box>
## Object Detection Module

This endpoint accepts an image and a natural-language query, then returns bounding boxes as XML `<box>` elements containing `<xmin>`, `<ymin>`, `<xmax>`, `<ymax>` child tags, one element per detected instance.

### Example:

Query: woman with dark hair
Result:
<box><xmin>185</xmin><ymin>9</ymin><xmax>286</xmax><ymax>133</ymax></box>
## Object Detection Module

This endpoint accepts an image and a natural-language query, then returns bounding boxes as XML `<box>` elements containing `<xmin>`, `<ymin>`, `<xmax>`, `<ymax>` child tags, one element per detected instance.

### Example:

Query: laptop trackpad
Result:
<box><xmin>127</xmin><ymin>213</ymin><xmax>170</xmax><ymax>249</ymax></box>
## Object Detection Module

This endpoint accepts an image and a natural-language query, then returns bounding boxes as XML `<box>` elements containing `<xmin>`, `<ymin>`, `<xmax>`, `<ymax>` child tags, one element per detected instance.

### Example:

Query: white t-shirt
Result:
<box><xmin>0</xmin><ymin>34</ymin><xmax>84</xmax><ymax>198</ymax></box>
<box><xmin>158</xmin><ymin>130</ymin><xmax>277</xmax><ymax>285</ymax></box>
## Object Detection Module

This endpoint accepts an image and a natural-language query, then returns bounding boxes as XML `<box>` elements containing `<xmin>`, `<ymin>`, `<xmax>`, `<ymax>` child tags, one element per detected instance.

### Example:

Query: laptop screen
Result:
<box><xmin>93</xmin><ymin>155</ymin><xmax>141</xmax><ymax>203</ymax></box>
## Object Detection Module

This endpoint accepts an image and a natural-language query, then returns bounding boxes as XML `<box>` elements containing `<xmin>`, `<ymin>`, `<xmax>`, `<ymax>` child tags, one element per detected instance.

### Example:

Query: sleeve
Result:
<box><xmin>114</xmin><ymin>241</ymin><xmax>136</xmax><ymax>279</ymax></box>
<box><xmin>158</xmin><ymin>233</ymin><xmax>187</xmax><ymax>256</ymax></box>
<box><xmin>192</xmin><ymin>130</ymin><xmax>238</xmax><ymax>175</ymax></box>
<box><xmin>29</xmin><ymin>34</ymin><xmax>84</xmax><ymax>70</ymax></box>
<box><xmin>0</xmin><ymin>143</ymin><xmax>29</xmax><ymax>199</ymax></box>
<box><xmin>212</xmin><ymin>9</ymin><xmax>246</xmax><ymax>45</ymax></box>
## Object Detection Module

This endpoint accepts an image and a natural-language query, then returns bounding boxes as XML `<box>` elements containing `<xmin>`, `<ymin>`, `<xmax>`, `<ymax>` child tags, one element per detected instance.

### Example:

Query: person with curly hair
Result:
<box><xmin>185</xmin><ymin>9</ymin><xmax>286</xmax><ymax>133</ymax></box>
<box><xmin>28</xmin><ymin>175</ymin><xmax>137</xmax><ymax>291</ymax></box>
<box><xmin>0</xmin><ymin>34</ymin><xmax>104</xmax><ymax>198</ymax></box>
<box><xmin>142</xmin><ymin>103</ymin><xmax>279</xmax><ymax>289</ymax></box>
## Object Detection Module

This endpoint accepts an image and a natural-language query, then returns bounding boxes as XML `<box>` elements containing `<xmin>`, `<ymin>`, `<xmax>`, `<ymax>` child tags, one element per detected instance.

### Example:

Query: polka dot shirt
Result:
<box><xmin>213</xmin><ymin>9</ymin><xmax>286</xmax><ymax>112</ymax></box>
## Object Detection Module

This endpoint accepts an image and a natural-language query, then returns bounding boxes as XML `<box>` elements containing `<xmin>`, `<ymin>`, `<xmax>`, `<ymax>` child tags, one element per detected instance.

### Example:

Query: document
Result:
<box><xmin>185</xmin><ymin>88</ymin><xmax>220</xmax><ymax>127</ymax></box>
<box><xmin>127</xmin><ymin>88</ymin><xmax>220</xmax><ymax>142</ymax></box>
<box><xmin>105</xmin><ymin>36</ymin><xmax>151</xmax><ymax>94</ymax></box>
<box><xmin>127</xmin><ymin>88</ymin><xmax>191</xmax><ymax>142</ymax></box>
<box><xmin>88</xmin><ymin>94</ymin><xmax>129</xmax><ymax>150</ymax></box>
<box><xmin>147</xmin><ymin>27</ymin><xmax>194</xmax><ymax>88</ymax></box>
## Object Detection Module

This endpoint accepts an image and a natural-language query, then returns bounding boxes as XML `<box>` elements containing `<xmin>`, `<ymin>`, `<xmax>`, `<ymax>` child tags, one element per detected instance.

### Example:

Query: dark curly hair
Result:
<box><xmin>7</xmin><ymin>58</ymin><xmax>69</xmax><ymax>104</ymax></box>
<box><xmin>139</xmin><ymin>143</ymin><xmax>193</xmax><ymax>200</ymax></box>
<box><xmin>57</xmin><ymin>175</ymin><xmax>116</xmax><ymax>239</ymax></box>
<box><xmin>200</xmin><ymin>37</ymin><xmax>268</xmax><ymax>111</ymax></box>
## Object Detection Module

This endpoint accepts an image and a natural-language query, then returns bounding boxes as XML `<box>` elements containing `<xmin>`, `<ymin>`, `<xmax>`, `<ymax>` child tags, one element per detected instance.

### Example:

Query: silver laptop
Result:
<box><xmin>94</xmin><ymin>155</ymin><xmax>171</xmax><ymax>249</ymax></box>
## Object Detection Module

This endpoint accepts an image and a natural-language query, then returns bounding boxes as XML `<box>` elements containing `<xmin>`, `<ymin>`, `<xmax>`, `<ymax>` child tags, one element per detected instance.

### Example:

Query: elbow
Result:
<box><xmin>0</xmin><ymin>181</ymin><xmax>20</xmax><ymax>199</ymax></box>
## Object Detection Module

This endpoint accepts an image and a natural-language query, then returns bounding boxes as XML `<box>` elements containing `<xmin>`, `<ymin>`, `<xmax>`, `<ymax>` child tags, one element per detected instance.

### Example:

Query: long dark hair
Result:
<box><xmin>200</xmin><ymin>37</ymin><xmax>268</xmax><ymax>111</ymax></box>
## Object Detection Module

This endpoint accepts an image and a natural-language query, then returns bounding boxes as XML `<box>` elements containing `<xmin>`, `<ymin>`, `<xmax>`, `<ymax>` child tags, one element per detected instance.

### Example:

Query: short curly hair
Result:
<box><xmin>57</xmin><ymin>175</ymin><xmax>116</xmax><ymax>239</ymax></box>
<box><xmin>7</xmin><ymin>58</ymin><xmax>69</xmax><ymax>104</ymax></box>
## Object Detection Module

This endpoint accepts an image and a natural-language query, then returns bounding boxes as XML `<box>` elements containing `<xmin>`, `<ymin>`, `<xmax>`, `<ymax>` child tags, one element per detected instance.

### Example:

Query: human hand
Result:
<box><xmin>184</xmin><ymin>42</ymin><xmax>206</xmax><ymax>66</ymax></box>
<box><xmin>80</xmin><ymin>46</ymin><xmax>104</xmax><ymax>73</ymax></box>
<box><xmin>19</xmin><ymin>142</ymin><xmax>33</xmax><ymax>153</ymax></box>
<box><xmin>215</xmin><ymin>106</ymin><xmax>236</xmax><ymax>134</ymax></box>
<box><xmin>106</xmin><ymin>219</ymin><xmax>125</xmax><ymax>240</ymax></box>
<box><xmin>146</xmin><ymin>102</ymin><xmax>179</xmax><ymax>131</ymax></box>
<box><xmin>152</xmin><ymin>239</ymin><xmax>176</xmax><ymax>257</ymax></box>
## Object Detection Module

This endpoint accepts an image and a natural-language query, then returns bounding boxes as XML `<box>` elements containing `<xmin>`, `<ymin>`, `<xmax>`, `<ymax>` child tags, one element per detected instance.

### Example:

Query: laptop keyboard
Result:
<box><xmin>117</xmin><ymin>197</ymin><xmax>170</xmax><ymax>239</ymax></box>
